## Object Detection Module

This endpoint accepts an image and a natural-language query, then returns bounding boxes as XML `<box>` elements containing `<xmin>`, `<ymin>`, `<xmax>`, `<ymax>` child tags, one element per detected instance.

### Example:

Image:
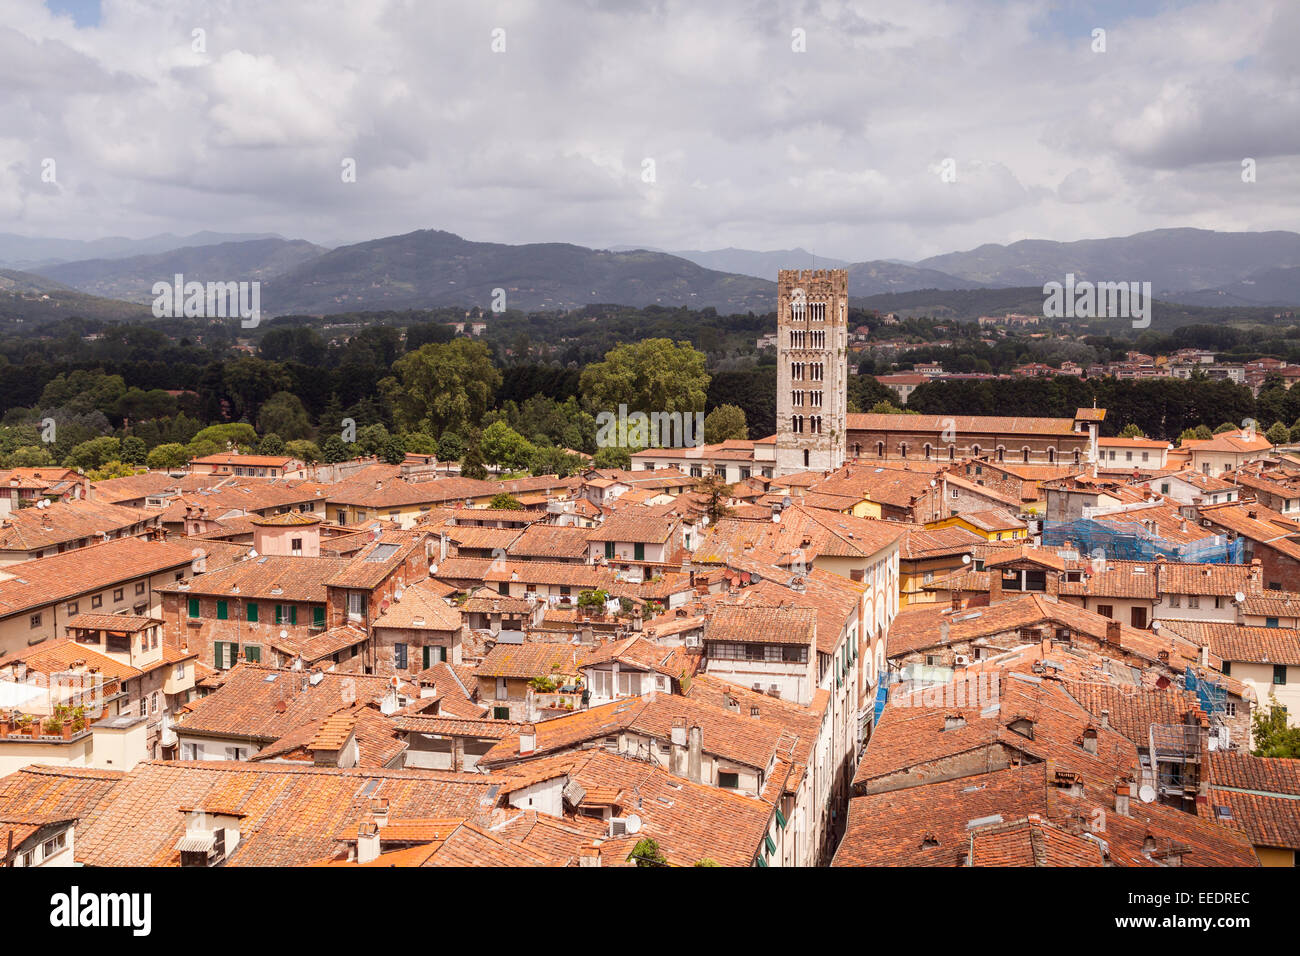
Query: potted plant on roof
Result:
<box><xmin>15</xmin><ymin>713</ymin><xmax>34</xmax><ymax>737</ymax></box>
<box><xmin>71</xmin><ymin>705</ymin><xmax>87</xmax><ymax>734</ymax></box>
<box><xmin>42</xmin><ymin>712</ymin><xmax>63</xmax><ymax>738</ymax></box>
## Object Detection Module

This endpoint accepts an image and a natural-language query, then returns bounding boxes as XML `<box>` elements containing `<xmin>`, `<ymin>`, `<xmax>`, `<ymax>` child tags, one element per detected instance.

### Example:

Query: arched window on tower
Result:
<box><xmin>876</xmin><ymin>441</ymin><xmax>885</xmax><ymax>458</ymax></box>
<box><xmin>924</xmin><ymin>443</ymin><xmax>932</xmax><ymax>460</ymax></box>
<box><xmin>1047</xmin><ymin>447</ymin><xmax>1056</xmax><ymax>464</ymax></box>
<box><xmin>1022</xmin><ymin>446</ymin><xmax>1031</xmax><ymax>463</ymax></box>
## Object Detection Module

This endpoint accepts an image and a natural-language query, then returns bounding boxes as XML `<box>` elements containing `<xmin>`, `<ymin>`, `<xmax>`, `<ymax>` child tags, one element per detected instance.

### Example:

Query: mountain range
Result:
<box><xmin>3</xmin><ymin>226</ymin><xmax>1298</xmax><ymax>319</ymax></box>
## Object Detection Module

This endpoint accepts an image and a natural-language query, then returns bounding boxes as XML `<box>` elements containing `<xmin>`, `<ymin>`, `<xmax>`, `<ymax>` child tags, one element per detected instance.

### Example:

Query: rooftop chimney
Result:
<box><xmin>1115</xmin><ymin>782</ymin><xmax>1131</xmax><ymax>817</ymax></box>
<box><xmin>1105</xmin><ymin>619</ymin><xmax>1121</xmax><ymax>644</ymax></box>
<box><xmin>356</xmin><ymin>821</ymin><xmax>380</xmax><ymax>864</ymax></box>
<box><xmin>369</xmin><ymin>797</ymin><xmax>389</xmax><ymax>828</ymax></box>
<box><xmin>687</xmin><ymin>725</ymin><xmax>702</xmax><ymax>784</ymax></box>
<box><xmin>1082</xmin><ymin>726</ymin><xmax>1098</xmax><ymax>755</ymax></box>
<box><xmin>578</xmin><ymin>844</ymin><xmax>602</xmax><ymax>867</ymax></box>
<box><xmin>519</xmin><ymin>723</ymin><xmax>537</xmax><ymax>755</ymax></box>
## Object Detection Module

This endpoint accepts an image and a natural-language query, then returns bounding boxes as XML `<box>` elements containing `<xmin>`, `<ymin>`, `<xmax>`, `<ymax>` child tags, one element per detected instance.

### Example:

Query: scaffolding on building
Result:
<box><xmin>1041</xmin><ymin>518</ymin><xmax>1243</xmax><ymax>565</ymax></box>
<box><xmin>1147</xmin><ymin>722</ymin><xmax>1202</xmax><ymax>808</ymax></box>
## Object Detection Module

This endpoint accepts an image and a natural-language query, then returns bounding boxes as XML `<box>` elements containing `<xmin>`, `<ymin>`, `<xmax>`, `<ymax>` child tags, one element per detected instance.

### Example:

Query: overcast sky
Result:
<box><xmin>3</xmin><ymin>0</ymin><xmax>1297</xmax><ymax>262</ymax></box>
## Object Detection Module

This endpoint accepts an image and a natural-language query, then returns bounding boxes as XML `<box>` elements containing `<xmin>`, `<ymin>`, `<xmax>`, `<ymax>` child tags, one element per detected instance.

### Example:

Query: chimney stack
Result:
<box><xmin>1105</xmin><ymin>619</ymin><xmax>1121</xmax><ymax>644</ymax></box>
<box><xmin>369</xmin><ymin>797</ymin><xmax>389</xmax><ymax>828</ymax></box>
<box><xmin>1114</xmin><ymin>782</ymin><xmax>1131</xmax><ymax>817</ymax></box>
<box><xmin>1082</xmin><ymin>726</ymin><xmax>1098</xmax><ymax>755</ymax></box>
<box><xmin>518</xmin><ymin>723</ymin><xmax>536</xmax><ymax>755</ymax></box>
<box><xmin>356</xmin><ymin>821</ymin><xmax>380</xmax><ymax>864</ymax></box>
<box><xmin>578</xmin><ymin>845</ymin><xmax>602</xmax><ymax>867</ymax></box>
<box><xmin>687</xmin><ymin>725</ymin><xmax>702</xmax><ymax>784</ymax></box>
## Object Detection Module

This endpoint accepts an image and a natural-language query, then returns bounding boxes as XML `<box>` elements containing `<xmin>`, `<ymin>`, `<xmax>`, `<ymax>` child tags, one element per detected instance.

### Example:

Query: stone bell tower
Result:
<box><xmin>775</xmin><ymin>269</ymin><xmax>848</xmax><ymax>476</ymax></box>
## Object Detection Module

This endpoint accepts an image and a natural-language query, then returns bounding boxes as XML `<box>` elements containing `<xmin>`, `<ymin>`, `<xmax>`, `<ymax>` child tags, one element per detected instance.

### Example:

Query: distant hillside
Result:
<box><xmin>36</xmin><ymin>238</ymin><xmax>328</xmax><ymax>304</ymax></box>
<box><xmin>1161</xmin><ymin>266</ymin><xmax>1300</xmax><ymax>308</ymax></box>
<box><xmin>0</xmin><ymin>269</ymin><xmax>151</xmax><ymax>324</ymax></box>
<box><xmin>845</xmin><ymin>260</ymin><xmax>985</xmax><ymax>297</ymax></box>
<box><xmin>663</xmin><ymin>247</ymin><xmax>851</xmax><ymax>279</ymax></box>
<box><xmin>646</xmin><ymin>246</ymin><xmax>982</xmax><ymax>297</ymax></box>
<box><xmin>0</xmin><ymin>230</ymin><xmax>284</xmax><ymax>270</ymax></box>
<box><xmin>852</xmin><ymin>285</ymin><xmax>1285</xmax><ymax>329</ymax></box>
<box><xmin>261</xmin><ymin>230</ymin><xmax>777</xmax><ymax>314</ymax></box>
<box><xmin>917</xmin><ymin>228</ymin><xmax>1300</xmax><ymax>302</ymax></box>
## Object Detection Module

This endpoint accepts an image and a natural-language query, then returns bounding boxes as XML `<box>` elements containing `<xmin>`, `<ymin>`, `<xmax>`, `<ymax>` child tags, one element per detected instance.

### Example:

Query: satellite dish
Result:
<box><xmin>248</xmin><ymin>549</ymin><xmax>259</xmax><ymax>559</ymax></box>
<box><xmin>625</xmin><ymin>814</ymin><xmax>642</xmax><ymax>835</ymax></box>
<box><xmin>1138</xmin><ymin>785</ymin><xmax>1157</xmax><ymax>804</ymax></box>
<box><xmin>1234</xmin><ymin>591</ymin><xmax>1245</xmax><ymax>604</ymax></box>
<box><xmin>1151</xmin><ymin>621</ymin><xmax>1160</xmax><ymax>631</ymax></box>
<box><xmin>962</xmin><ymin>554</ymin><xmax>971</xmax><ymax>565</ymax></box>
<box><xmin>279</xmin><ymin>629</ymin><xmax>288</xmax><ymax>640</ymax></box>
<box><xmin>929</xmin><ymin>479</ymin><xmax>937</xmax><ymax>488</ymax></box>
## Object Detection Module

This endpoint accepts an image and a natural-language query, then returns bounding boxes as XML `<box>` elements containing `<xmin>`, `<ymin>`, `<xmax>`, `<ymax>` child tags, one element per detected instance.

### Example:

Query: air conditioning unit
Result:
<box><xmin>684</xmin><ymin>634</ymin><xmax>701</xmax><ymax>648</ymax></box>
<box><xmin>609</xmin><ymin>818</ymin><xmax>629</xmax><ymax>837</ymax></box>
<box><xmin>953</xmin><ymin>654</ymin><xmax>970</xmax><ymax>666</ymax></box>
<box><xmin>767</xmin><ymin>684</ymin><xmax>780</xmax><ymax>697</ymax></box>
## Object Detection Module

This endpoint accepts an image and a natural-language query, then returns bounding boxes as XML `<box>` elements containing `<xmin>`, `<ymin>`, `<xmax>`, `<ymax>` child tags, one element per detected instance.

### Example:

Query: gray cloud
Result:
<box><xmin>1</xmin><ymin>0</ymin><xmax>1296</xmax><ymax>261</ymax></box>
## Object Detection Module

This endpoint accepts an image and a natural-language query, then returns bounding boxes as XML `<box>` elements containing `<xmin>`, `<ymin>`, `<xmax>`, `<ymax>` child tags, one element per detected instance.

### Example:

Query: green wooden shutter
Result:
<box><xmin>246</xmin><ymin>602</ymin><xmax>258</xmax><ymax>623</ymax></box>
<box><xmin>188</xmin><ymin>597</ymin><xmax>200</xmax><ymax>618</ymax></box>
<box><xmin>289</xmin><ymin>605</ymin><xmax>297</xmax><ymax>625</ymax></box>
<box><xmin>604</xmin><ymin>541</ymin><xmax>615</xmax><ymax>560</ymax></box>
<box><xmin>245</xmin><ymin>645</ymin><xmax>260</xmax><ymax>663</ymax></box>
<box><xmin>216</xmin><ymin>600</ymin><xmax>228</xmax><ymax>620</ymax></box>
<box><xmin>422</xmin><ymin>645</ymin><xmax>432</xmax><ymax>669</ymax></box>
<box><xmin>274</xmin><ymin>605</ymin><xmax>283</xmax><ymax>625</ymax></box>
<box><xmin>634</xmin><ymin>542</ymin><xmax>645</xmax><ymax>561</ymax></box>
<box><xmin>313</xmin><ymin>606</ymin><xmax>325</xmax><ymax>627</ymax></box>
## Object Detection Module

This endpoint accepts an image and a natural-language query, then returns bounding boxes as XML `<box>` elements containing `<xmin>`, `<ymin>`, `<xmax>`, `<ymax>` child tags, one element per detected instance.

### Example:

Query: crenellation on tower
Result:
<box><xmin>775</xmin><ymin>268</ymin><xmax>848</xmax><ymax>476</ymax></box>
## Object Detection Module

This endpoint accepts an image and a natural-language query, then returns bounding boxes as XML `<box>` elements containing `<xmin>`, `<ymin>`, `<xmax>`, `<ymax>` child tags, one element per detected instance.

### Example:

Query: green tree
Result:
<box><xmin>460</xmin><ymin>444</ymin><xmax>488</xmax><ymax>480</ymax></box>
<box><xmin>479</xmin><ymin>420</ymin><xmax>535</xmax><ymax>471</ymax></box>
<box><xmin>1252</xmin><ymin>698</ymin><xmax>1300</xmax><ymax>758</ymax></box>
<box><xmin>579</xmin><ymin>338</ymin><xmax>709</xmax><ymax>416</ymax></box>
<box><xmin>592</xmin><ymin>445</ymin><xmax>630</xmax><ymax>469</ymax></box>
<box><xmin>1213</xmin><ymin>422</ymin><xmax>1237</xmax><ymax>434</ymax></box>
<box><xmin>868</xmin><ymin>400</ymin><xmax>917</xmax><ymax>415</ymax></box>
<box><xmin>489</xmin><ymin>492</ymin><xmax>524</xmax><ymax>510</ymax></box>
<box><xmin>1118</xmin><ymin>424</ymin><xmax>1146</xmax><ymax>439</ymax></box>
<box><xmin>695</xmin><ymin>474</ymin><xmax>733</xmax><ymax>522</ymax></box>
<box><xmin>1178</xmin><ymin>425</ymin><xmax>1212</xmax><ymax>444</ymax></box>
<box><xmin>259</xmin><ymin>433</ymin><xmax>286</xmax><ymax>455</ymax></box>
<box><xmin>529</xmin><ymin>445</ymin><xmax>584</xmax><ymax>478</ymax></box>
<box><xmin>285</xmin><ymin>439</ymin><xmax>321</xmax><ymax>464</ymax></box>
<box><xmin>399</xmin><ymin>432</ymin><xmax>437</xmax><ymax>455</ymax></box>
<box><xmin>436</xmin><ymin>431</ymin><xmax>465</xmax><ymax>462</ymax></box>
<box><xmin>192</xmin><ymin>423</ymin><xmax>259</xmax><ymax>450</ymax></box>
<box><xmin>87</xmin><ymin>460</ymin><xmax>140</xmax><ymax>481</ymax></box>
<box><xmin>355</xmin><ymin>423</ymin><xmax>392</xmax><ymax>458</ymax></box>
<box><xmin>629</xmin><ymin>837</ymin><xmax>667</xmax><ymax>867</ymax></box>
<box><xmin>320</xmin><ymin>434</ymin><xmax>351</xmax><ymax>463</ymax></box>
<box><xmin>146</xmin><ymin>443</ymin><xmax>191</xmax><ymax>469</ymax></box>
<box><xmin>1266</xmin><ymin>421</ymin><xmax>1290</xmax><ymax>445</ymax></box>
<box><xmin>703</xmin><ymin>404</ymin><xmax>748</xmax><ymax>444</ymax></box>
<box><xmin>7</xmin><ymin>445</ymin><xmax>53</xmax><ymax>467</ymax></box>
<box><xmin>120</xmin><ymin>435</ymin><xmax>147</xmax><ymax>465</ymax></box>
<box><xmin>64</xmin><ymin>436</ymin><xmax>121</xmax><ymax>471</ymax></box>
<box><xmin>257</xmin><ymin>391</ymin><xmax>313</xmax><ymax>440</ymax></box>
<box><xmin>382</xmin><ymin>339</ymin><xmax>501</xmax><ymax>436</ymax></box>
<box><xmin>380</xmin><ymin>437</ymin><xmax>406</xmax><ymax>465</ymax></box>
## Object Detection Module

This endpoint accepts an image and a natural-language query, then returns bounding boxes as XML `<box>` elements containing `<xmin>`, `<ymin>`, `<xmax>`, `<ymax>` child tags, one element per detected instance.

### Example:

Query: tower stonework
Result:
<box><xmin>775</xmin><ymin>269</ymin><xmax>848</xmax><ymax>476</ymax></box>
